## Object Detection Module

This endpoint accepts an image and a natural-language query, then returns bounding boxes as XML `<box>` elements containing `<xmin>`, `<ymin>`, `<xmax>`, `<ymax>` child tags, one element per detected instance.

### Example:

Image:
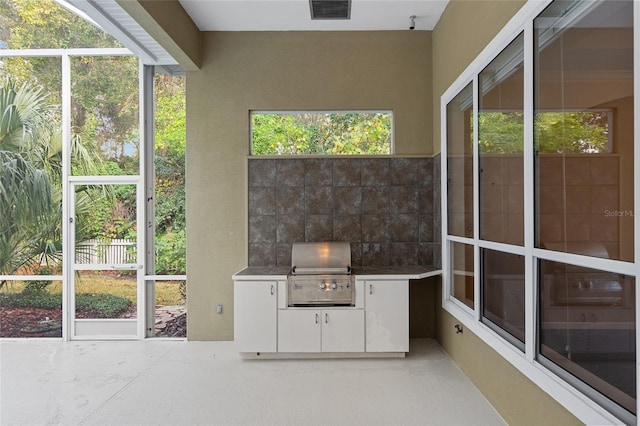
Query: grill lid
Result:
<box><xmin>291</xmin><ymin>242</ymin><xmax>351</xmax><ymax>275</ymax></box>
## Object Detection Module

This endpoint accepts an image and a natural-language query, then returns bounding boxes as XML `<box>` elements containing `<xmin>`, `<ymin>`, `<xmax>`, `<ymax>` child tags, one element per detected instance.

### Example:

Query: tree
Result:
<box><xmin>0</xmin><ymin>79</ymin><xmax>55</xmax><ymax>278</ymax></box>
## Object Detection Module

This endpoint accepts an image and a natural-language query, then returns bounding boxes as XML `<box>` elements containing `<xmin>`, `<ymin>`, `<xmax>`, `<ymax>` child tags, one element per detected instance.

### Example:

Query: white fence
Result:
<box><xmin>76</xmin><ymin>239</ymin><xmax>136</xmax><ymax>264</ymax></box>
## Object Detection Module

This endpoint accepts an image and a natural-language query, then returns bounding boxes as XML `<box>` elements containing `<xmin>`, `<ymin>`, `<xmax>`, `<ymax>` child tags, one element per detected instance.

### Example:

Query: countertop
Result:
<box><xmin>233</xmin><ymin>265</ymin><xmax>442</xmax><ymax>281</ymax></box>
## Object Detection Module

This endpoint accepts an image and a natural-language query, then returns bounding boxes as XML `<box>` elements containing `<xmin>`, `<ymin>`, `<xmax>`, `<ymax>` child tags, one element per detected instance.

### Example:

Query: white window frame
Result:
<box><xmin>440</xmin><ymin>1</ymin><xmax>639</xmax><ymax>424</ymax></box>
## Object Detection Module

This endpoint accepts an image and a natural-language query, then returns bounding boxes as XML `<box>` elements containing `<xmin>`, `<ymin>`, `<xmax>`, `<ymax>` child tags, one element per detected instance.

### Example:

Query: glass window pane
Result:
<box><xmin>71</xmin><ymin>56</ymin><xmax>140</xmax><ymax>175</ymax></box>
<box><xmin>447</xmin><ymin>83</ymin><xmax>474</xmax><ymax>238</ymax></box>
<box><xmin>0</xmin><ymin>280</ymin><xmax>62</xmax><ymax>338</ymax></box>
<box><xmin>479</xmin><ymin>33</ymin><xmax>524</xmax><ymax>245</ymax></box>
<box><xmin>539</xmin><ymin>259</ymin><xmax>635</xmax><ymax>416</ymax></box>
<box><xmin>153</xmin><ymin>280</ymin><xmax>186</xmax><ymax>338</ymax></box>
<box><xmin>0</xmin><ymin>57</ymin><xmax>63</xmax><ymax>275</ymax></box>
<box><xmin>154</xmin><ymin>74</ymin><xmax>186</xmax><ymax>275</ymax></box>
<box><xmin>250</xmin><ymin>112</ymin><xmax>392</xmax><ymax>155</ymax></box>
<box><xmin>534</xmin><ymin>0</ymin><xmax>634</xmax><ymax>262</ymax></box>
<box><xmin>482</xmin><ymin>249</ymin><xmax>525</xmax><ymax>345</ymax></box>
<box><xmin>0</xmin><ymin>0</ymin><xmax>122</xmax><ymax>50</ymax></box>
<box><xmin>451</xmin><ymin>242</ymin><xmax>474</xmax><ymax>309</ymax></box>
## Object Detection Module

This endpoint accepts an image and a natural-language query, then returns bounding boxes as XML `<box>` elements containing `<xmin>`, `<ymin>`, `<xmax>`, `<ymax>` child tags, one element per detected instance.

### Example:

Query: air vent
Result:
<box><xmin>309</xmin><ymin>0</ymin><xmax>351</xmax><ymax>20</ymax></box>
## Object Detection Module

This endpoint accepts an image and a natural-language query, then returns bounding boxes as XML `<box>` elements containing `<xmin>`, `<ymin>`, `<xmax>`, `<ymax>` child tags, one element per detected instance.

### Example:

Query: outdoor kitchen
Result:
<box><xmin>233</xmin><ymin>156</ymin><xmax>442</xmax><ymax>357</ymax></box>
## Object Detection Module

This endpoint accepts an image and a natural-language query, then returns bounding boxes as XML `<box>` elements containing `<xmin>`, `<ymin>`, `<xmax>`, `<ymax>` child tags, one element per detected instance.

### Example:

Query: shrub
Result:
<box><xmin>22</xmin><ymin>266</ymin><xmax>54</xmax><ymax>295</ymax></box>
<box><xmin>0</xmin><ymin>292</ymin><xmax>131</xmax><ymax>318</ymax></box>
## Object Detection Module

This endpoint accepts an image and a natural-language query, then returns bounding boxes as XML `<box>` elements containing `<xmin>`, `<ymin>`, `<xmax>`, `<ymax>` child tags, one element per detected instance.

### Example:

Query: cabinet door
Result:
<box><xmin>278</xmin><ymin>310</ymin><xmax>321</xmax><ymax>352</ymax></box>
<box><xmin>322</xmin><ymin>310</ymin><xmax>365</xmax><ymax>353</ymax></box>
<box><xmin>234</xmin><ymin>281</ymin><xmax>277</xmax><ymax>352</ymax></box>
<box><xmin>365</xmin><ymin>280</ymin><xmax>409</xmax><ymax>352</ymax></box>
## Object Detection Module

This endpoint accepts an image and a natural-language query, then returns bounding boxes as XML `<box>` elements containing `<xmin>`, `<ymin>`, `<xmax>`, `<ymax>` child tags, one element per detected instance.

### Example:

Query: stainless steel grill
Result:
<box><xmin>288</xmin><ymin>242</ymin><xmax>354</xmax><ymax>307</ymax></box>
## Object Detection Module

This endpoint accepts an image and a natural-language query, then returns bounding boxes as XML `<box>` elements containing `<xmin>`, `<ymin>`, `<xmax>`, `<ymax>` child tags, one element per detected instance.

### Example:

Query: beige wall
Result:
<box><xmin>187</xmin><ymin>31</ymin><xmax>433</xmax><ymax>340</ymax></box>
<box><xmin>432</xmin><ymin>1</ymin><xmax>580</xmax><ymax>424</ymax></box>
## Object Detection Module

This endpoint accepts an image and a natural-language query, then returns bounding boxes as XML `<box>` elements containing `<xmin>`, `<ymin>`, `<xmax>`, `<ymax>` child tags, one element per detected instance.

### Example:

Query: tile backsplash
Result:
<box><xmin>248</xmin><ymin>157</ymin><xmax>439</xmax><ymax>267</ymax></box>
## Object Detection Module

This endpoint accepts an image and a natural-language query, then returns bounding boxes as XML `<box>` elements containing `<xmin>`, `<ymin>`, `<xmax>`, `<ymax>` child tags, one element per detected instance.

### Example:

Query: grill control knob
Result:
<box><xmin>319</xmin><ymin>283</ymin><xmax>327</xmax><ymax>290</ymax></box>
<box><xmin>330</xmin><ymin>283</ymin><xmax>338</xmax><ymax>290</ymax></box>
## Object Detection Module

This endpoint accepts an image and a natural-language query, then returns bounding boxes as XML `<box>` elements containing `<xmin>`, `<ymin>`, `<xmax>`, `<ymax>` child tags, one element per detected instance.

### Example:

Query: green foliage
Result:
<box><xmin>252</xmin><ymin>112</ymin><xmax>392</xmax><ymax>155</ymax></box>
<box><xmin>478</xmin><ymin>111</ymin><xmax>610</xmax><ymax>154</ymax></box>
<box><xmin>156</xmin><ymin>229</ymin><xmax>186</xmax><ymax>275</ymax></box>
<box><xmin>0</xmin><ymin>291</ymin><xmax>131</xmax><ymax>317</ymax></box>
<box><xmin>22</xmin><ymin>266</ymin><xmax>54</xmax><ymax>294</ymax></box>
<box><xmin>74</xmin><ymin>293</ymin><xmax>132</xmax><ymax>318</ymax></box>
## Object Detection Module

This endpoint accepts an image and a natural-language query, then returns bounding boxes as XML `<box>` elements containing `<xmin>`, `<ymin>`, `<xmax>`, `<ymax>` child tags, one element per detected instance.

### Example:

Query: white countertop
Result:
<box><xmin>233</xmin><ymin>265</ymin><xmax>442</xmax><ymax>281</ymax></box>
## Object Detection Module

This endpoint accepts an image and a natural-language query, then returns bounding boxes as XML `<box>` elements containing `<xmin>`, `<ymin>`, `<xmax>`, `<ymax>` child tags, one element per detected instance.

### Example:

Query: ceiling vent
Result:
<box><xmin>309</xmin><ymin>0</ymin><xmax>351</xmax><ymax>20</ymax></box>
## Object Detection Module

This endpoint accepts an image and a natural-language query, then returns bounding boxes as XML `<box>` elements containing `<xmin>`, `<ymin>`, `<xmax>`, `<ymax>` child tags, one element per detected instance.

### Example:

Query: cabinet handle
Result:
<box><xmin>325</xmin><ymin>313</ymin><xmax>328</xmax><ymax>323</ymax></box>
<box><xmin>270</xmin><ymin>285</ymin><xmax>274</xmax><ymax>296</ymax></box>
<box><xmin>315</xmin><ymin>313</ymin><xmax>319</xmax><ymax>324</ymax></box>
<box><xmin>369</xmin><ymin>284</ymin><xmax>373</xmax><ymax>295</ymax></box>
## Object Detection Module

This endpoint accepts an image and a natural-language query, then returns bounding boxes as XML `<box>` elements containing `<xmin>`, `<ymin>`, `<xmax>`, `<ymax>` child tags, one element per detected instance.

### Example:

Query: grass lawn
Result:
<box><xmin>1</xmin><ymin>273</ymin><xmax>184</xmax><ymax>306</ymax></box>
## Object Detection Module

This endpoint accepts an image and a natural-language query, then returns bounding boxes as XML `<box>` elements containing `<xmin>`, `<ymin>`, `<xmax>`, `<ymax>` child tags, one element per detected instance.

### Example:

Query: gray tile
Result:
<box><xmin>362</xmin><ymin>215</ymin><xmax>390</xmax><ymax>242</ymax></box>
<box><xmin>419</xmin><ymin>214</ymin><xmax>434</xmax><ymax>242</ymax></box>
<box><xmin>418</xmin><ymin>186</ymin><xmax>434</xmax><ymax>214</ymax></box>
<box><xmin>249</xmin><ymin>187</ymin><xmax>276</xmax><ymax>215</ymax></box>
<box><xmin>418</xmin><ymin>158</ymin><xmax>434</xmax><ymax>187</ymax></box>
<box><xmin>248</xmin><ymin>243</ymin><xmax>276</xmax><ymax>266</ymax></box>
<box><xmin>390</xmin><ymin>243</ymin><xmax>419</xmax><ymax>266</ymax></box>
<box><xmin>350</xmin><ymin>243</ymin><xmax>362</xmax><ymax>267</ymax></box>
<box><xmin>305</xmin><ymin>186</ymin><xmax>333</xmax><ymax>214</ymax></box>
<box><xmin>362</xmin><ymin>243</ymin><xmax>390</xmax><ymax>266</ymax></box>
<box><xmin>361</xmin><ymin>158</ymin><xmax>389</xmax><ymax>186</ymax></box>
<box><xmin>277</xmin><ymin>159</ymin><xmax>305</xmax><ymax>186</ymax></box>
<box><xmin>333</xmin><ymin>215</ymin><xmax>362</xmax><ymax>243</ymax></box>
<box><xmin>334</xmin><ymin>159</ymin><xmax>361</xmax><ymax>186</ymax></box>
<box><xmin>390</xmin><ymin>186</ymin><xmax>418</xmax><ymax>214</ymax></box>
<box><xmin>248</xmin><ymin>159</ymin><xmax>276</xmax><ymax>187</ymax></box>
<box><xmin>249</xmin><ymin>215</ymin><xmax>276</xmax><ymax>243</ymax></box>
<box><xmin>362</xmin><ymin>187</ymin><xmax>390</xmax><ymax>214</ymax></box>
<box><xmin>277</xmin><ymin>214</ymin><xmax>305</xmax><ymax>243</ymax></box>
<box><xmin>390</xmin><ymin>214</ymin><xmax>419</xmax><ymax>242</ymax></box>
<box><xmin>419</xmin><ymin>243</ymin><xmax>434</xmax><ymax>266</ymax></box>
<box><xmin>433</xmin><ymin>214</ymin><xmax>442</xmax><ymax>244</ymax></box>
<box><xmin>334</xmin><ymin>186</ymin><xmax>362</xmax><ymax>215</ymax></box>
<box><xmin>277</xmin><ymin>186</ymin><xmax>304</xmax><ymax>215</ymax></box>
<box><xmin>277</xmin><ymin>243</ymin><xmax>293</xmax><ymax>267</ymax></box>
<box><xmin>305</xmin><ymin>158</ymin><xmax>333</xmax><ymax>186</ymax></box>
<box><xmin>390</xmin><ymin>158</ymin><xmax>418</xmax><ymax>186</ymax></box>
<box><xmin>305</xmin><ymin>215</ymin><xmax>333</xmax><ymax>241</ymax></box>
<box><xmin>433</xmin><ymin>243</ymin><xmax>442</xmax><ymax>268</ymax></box>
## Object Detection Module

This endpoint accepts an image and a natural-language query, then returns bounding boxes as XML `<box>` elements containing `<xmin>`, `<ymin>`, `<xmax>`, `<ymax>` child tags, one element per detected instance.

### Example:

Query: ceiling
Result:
<box><xmin>62</xmin><ymin>0</ymin><xmax>450</xmax><ymax>70</ymax></box>
<box><xmin>179</xmin><ymin>0</ymin><xmax>449</xmax><ymax>31</ymax></box>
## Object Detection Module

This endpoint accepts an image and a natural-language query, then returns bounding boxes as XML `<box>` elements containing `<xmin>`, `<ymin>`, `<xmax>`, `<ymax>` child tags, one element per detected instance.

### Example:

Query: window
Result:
<box><xmin>250</xmin><ymin>111</ymin><xmax>392</xmax><ymax>155</ymax></box>
<box><xmin>442</xmin><ymin>0</ymin><xmax>636</xmax><ymax>422</ymax></box>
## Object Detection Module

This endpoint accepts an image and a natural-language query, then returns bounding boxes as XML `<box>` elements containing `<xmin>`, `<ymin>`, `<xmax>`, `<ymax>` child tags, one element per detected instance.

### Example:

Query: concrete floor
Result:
<box><xmin>1</xmin><ymin>339</ymin><xmax>505</xmax><ymax>426</ymax></box>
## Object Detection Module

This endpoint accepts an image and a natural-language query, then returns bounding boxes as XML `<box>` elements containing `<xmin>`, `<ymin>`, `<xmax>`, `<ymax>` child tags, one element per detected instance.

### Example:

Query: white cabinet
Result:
<box><xmin>365</xmin><ymin>280</ymin><xmax>409</xmax><ymax>352</ymax></box>
<box><xmin>234</xmin><ymin>280</ymin><xmax>277</xmax><ymax>353</ymax></box>
<box><xmin>278</xmin><ymin>309</ymin><xmax>365</xmax><ymax>353</ymax></box>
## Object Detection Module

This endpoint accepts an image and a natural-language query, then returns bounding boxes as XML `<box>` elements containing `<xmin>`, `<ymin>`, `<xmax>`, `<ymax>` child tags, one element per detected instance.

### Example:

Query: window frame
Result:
<box><xmin>440</xmin><ymin>0</ymin><xmax>639</xmax><ymax>424</ymax></box>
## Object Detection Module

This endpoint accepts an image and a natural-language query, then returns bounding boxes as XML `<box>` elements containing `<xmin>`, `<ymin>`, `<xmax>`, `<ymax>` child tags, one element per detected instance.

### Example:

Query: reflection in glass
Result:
<box><xmin>71</xmin><ymin>56</ymin><xmax>140</xmax><ymax>175</ymax></box>
<box><xmin>479</xmin><ymin>33</ymin><xmax>524</xmax><ymax>245</ymax></box>
<box><xmin>447</xmin><ymin>83</ymin><xmax>474</xmax><ymax>238</ymax></box>
<box><xmin>451</xmin><ymin>242</ymin><xmax>474</xmax><ymax>309</ymax></box>
<box><xmin>539</xmin><ymin>259</ymin><xmax>635</xmax><ymax>416</ymax></box>
<box><xmin>74</xmin><ymin>184</ymin><xmax>137</xmax><ymax>264</ymax></box>
<box><xmin>534</xmin><ymin>0</ymin><xmax>634</xmax><ymax>262</ymax></box>
<box><xmin>481</xmin><ymin>250</ymin><xmax>524</xmax><ymax>346</ymax></box>
<box><xmin>74</xmin><ymin>271</ymin><xmax>136</xmax><ymax>319</ymax></box>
